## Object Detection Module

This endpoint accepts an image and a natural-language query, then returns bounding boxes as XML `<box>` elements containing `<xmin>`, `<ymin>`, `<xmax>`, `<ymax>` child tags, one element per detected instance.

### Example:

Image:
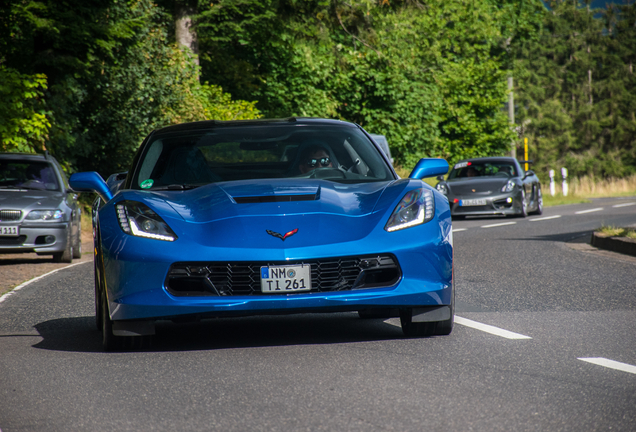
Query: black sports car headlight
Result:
<box><xmin>116</xmin><ymin>201</ymin><xmax>177</xmax><ymax>242</ymax></box>
<box><xmin>501</xmin><ymin>180</ymin><xmax>516</xmax><ymax>192</ymax></box>
<box><xmin>385</xmin><ymin>188</ymin><xmax>434</xmax><ymax>232</ymax></box>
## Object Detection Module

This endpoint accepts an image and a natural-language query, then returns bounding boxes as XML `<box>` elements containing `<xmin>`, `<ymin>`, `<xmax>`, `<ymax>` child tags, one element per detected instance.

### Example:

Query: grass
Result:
<box><xmin>395</xmin><ymin>166</ymin><xmax>636</xmax><ymax>207</ymax></box>
<box><xmin>598</xmin><ymin>225</ymin><xmax>636</xmax><ymax>239</ymax></box>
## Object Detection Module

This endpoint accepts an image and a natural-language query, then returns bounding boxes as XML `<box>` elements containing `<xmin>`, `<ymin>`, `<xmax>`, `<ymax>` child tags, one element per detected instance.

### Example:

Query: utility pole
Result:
<box><xmin>508</xmin><ymin>75</ymin><xmax>516</xmax><ymax>158</ymax></box>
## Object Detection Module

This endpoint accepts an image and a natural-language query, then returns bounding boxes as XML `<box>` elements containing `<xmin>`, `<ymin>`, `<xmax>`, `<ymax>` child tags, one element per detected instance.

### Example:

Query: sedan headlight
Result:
<box><xmin>385</xmin><ymin>188</ymin><xmax>435</xmax><ymax>232</ymax></box>
<box><xmin>116</xmin><ymin>201</ymin><xmax>177</xmax><ymax>241</ymax></box>
<box><xmin>26</xmin><ymin>209</ymin><xmax>64</xmax><ymax>221</ymax></box>
<box><xmin>435</xmin><ymin>183</ymin><xmax>448</xmax><ymax>195</ymax></box>
<box><xmin>501</xmin><ymin>180</ymin><xmax>516</xmax><ymax>193</ymax></box>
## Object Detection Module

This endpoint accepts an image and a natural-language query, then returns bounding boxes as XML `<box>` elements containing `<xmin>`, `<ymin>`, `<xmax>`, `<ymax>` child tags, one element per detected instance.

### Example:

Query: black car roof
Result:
<box><xmin>0</xmin><ymin>152</ymin><xmax>50</xmax><ymax>162</ymax></box>
<box><xmin>457</xmin><ymin>156</ymin><xmax>518</xmax><ymax>164</ymax></box>
<box><xmin>152</xmin><ymin>117</ymin><xmax>356</xmax><ymax>135</ymax></box>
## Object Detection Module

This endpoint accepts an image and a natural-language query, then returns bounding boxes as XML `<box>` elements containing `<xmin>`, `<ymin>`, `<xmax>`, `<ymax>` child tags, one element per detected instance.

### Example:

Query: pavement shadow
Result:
<box><xmin>32</xmin><ymin>313</ymin><xmax>408</xmax><ymax>353</ymax></box>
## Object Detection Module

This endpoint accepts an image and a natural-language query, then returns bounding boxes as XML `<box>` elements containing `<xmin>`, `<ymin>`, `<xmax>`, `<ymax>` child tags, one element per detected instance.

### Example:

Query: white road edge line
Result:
<box><xmin>481</xmin><ymin>222</ymin><xmax>517</xmax><ymax>229</ymax></box>
<box><xmin>0</xmin><ymin>261</ymin><xmax>90</xmax><ymax>304</ymax></box>
<box><xmin>454</xmin><ymin>316</ymin><xmax>532</xmax><ymax>339</ymax></box>
<box><xmin>612</xmin><ymin>202</ymin><xmax>636</xmax><ymax>208</ymax></box>
<box><xmin>530</xmin><ymin>215</ymin><xmax>562</xmax><ymax>222</ymax></box>
<box><xmin>578</xmin><ymin>357</ymin><xmax>636</xmax><ymax>375</ymax></box>
<box><xmin>452</xmin><ymin>228</ymin><xmax>467</xmax><ymax>232</ymax></box>
<box><xmin>575</xmin><ymin>207</ymin><xmax>604</xmax><ymax>214</ymax></box>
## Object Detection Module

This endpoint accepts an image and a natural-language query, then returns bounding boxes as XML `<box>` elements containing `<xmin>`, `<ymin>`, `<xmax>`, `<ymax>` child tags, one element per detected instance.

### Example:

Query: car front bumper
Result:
<box><xmin>448</xmin><ymin>190</ymin><xmax>523</xmax><ymax>217</ymax></box>
<box><xmin>0</xmin><ymin>223</ymin><xmax>70</xmax><ymax>254</ymax></box>
<box><xmin>99</xmin><ymin>219</ymin><xmax>454</xmax><ymax>323</ymax></box>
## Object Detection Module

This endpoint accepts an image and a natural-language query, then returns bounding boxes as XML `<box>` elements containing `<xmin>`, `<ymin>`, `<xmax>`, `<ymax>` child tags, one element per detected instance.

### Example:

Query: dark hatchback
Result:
<box><xmin>0</xmin><ymin>153</ymin><xmax>82</xmax><ymax>262</ymax></box>
<box><xmin>435</xmin><ymin>156</ymin><xmax>543</xmax><ymax>219</ymax></box>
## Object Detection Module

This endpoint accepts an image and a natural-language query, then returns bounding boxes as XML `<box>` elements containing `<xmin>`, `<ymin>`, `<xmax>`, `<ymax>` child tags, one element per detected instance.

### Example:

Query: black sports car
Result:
<box><xmin>434</xmin><ymin>157</ymin><xmax>543</xmax><ymax>219</ymax></box>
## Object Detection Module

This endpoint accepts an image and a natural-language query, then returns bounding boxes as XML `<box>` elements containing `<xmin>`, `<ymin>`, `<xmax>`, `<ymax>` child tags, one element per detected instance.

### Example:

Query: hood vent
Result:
<box><xmin>233</xmin><ymin>194</ymin><xmax>318</xmax><ymax>204</ymax></box>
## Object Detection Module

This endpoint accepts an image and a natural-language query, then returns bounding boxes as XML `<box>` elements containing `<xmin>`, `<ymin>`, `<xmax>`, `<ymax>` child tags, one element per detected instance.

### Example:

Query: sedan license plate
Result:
<box><xmin>260</xmin><ymin>265</ymin><xmax>311</xmax><ymax>293</ymax></box>
<box><xmin>459</xmin><ymin>199</ymin><xmax>487</xmax><ymax>207</ymax></box>
<box><xmin>0</xmin><ymin>226</ymin><xmax>19</xmax><ymax>236</ymax></box>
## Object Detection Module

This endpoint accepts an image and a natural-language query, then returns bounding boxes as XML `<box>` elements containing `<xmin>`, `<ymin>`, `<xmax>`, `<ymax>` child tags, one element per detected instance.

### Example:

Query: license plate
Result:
<box><xmin>260</xmin><ymin>264</ymin><xmax>311</xmax><ymax>293</ymax></box>
<box><xmin>459</xmin><ymin>199</ymin><xmax>487</xmax><ymax>206</ymax></box>
<box><xmin>0</xmin><ymin>226</ymin><xmax>19</xmax><ymax>236</ymax></box>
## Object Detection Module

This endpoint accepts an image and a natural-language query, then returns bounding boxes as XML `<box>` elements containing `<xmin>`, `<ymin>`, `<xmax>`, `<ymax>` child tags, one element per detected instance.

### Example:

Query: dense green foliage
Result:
<box><xmin>514</xmin><ymin>0</ymin><xmax>636</xmax><ymax>180</ymax></box>
<box><xmin>1</xmin><ymin>0</ymin><xmax>634</xmax><ymax>179</ymax></box>
<box><xmin>0</xmin><ymin>0</ymin><xmax>259</xmax><ymax>175</ymax></box>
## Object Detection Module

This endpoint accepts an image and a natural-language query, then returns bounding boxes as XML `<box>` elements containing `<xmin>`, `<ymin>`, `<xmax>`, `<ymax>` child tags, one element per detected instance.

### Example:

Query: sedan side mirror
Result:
<box><xmin>523</xmin><ymin>170</ymin><xmax>535</xmax><ymax>178</ymax></box>
<box><xmin>409</xmin><ymin>158</ymin><xmax>449</xmax><ymax>179</ymax></box>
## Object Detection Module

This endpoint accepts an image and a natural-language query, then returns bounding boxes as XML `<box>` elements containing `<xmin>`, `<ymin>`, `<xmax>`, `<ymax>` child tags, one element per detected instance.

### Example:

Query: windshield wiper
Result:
<box><xmin>151</xmin><ymin>184</ymin><xmax>200</xmax><ymax>191</ymax></box>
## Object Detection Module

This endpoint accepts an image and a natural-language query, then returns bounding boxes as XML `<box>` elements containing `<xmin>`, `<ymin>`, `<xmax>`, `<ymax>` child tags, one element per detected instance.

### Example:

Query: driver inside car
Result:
<box><xmin>298</xmin><ymin>145</ymin><xmax>333</xmax><ymax>174</ymax></box>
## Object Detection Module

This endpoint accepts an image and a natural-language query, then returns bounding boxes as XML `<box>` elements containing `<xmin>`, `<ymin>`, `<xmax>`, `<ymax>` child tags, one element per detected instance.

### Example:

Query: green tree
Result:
<box><xmin>0</xmin><ymin>66</ymin><xmax>50</xmax><ymax>152</ymax></box>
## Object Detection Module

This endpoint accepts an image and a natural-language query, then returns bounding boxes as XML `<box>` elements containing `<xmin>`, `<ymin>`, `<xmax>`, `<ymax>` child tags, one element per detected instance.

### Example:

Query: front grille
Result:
<box><xmin>166</xmin><ymin>255</ymin><xmax>401</xmax><ymax>297</ymax></box>
<box><xmin>0</xmin><ymin>210</ymin><xmax>22</xmax><ymax>221</ymax></box>
<box><xmin>0</xmin><ymin>235</ymin><xmax>27</xmax><ymax>246</ymax></box>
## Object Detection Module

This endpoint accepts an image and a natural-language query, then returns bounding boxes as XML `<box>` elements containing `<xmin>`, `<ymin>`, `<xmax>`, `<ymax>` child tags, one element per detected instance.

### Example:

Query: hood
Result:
<box><xmin>149</xmin><ymin>179</ymin><xmax>398</xmax><ymax>223</ymax></box>
<box><xmin>115</xmin><ymin>179</ymin><xmax>412</xmax><ymax>249</ymax></box>
<box><xmin>446</xmin><ymin>177</ymin><xmax>509</xmax><ymax>195</ymax></box>
<box><xmin>0</xmin><ymin>190</ymin><xmax>65</xmax><ymax>214</ymax></box>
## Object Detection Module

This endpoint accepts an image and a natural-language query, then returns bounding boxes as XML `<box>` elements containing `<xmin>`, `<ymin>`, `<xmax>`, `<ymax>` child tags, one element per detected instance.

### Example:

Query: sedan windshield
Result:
<box><xmin>0</xmin><ymin>160</ymin><xmax>60</xmax><ymax>191</ymax></box>
<box><xmin>132</xmin><ymin>123</ymin><xmax>394</xmax><ymax>190</ymax></box>
<box><xmin>448</xmin><ymin>161</ymin><xmax>518</xmax><ymax>179</ymax></box>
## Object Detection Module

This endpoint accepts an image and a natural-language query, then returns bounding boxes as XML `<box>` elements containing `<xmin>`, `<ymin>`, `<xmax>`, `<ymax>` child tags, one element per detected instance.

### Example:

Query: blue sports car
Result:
<box><xmin>70</xmin><ymin>118</ymin><xmax>453</xmax><ymax>350</ymax></box>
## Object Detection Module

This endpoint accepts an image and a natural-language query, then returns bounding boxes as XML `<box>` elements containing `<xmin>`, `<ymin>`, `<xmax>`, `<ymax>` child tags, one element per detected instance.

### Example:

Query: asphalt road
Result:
<box><xmin>1</xmin><ymin>197</ymin><xmax>635</xmax><ymax>431</ymax></box>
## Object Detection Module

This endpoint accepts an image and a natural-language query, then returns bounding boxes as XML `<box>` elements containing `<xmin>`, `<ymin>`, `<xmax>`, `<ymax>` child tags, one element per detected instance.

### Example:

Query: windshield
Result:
<box><xmin>131</xmin><ymin>123</ymin><xmax>394</xmax><ymax>190</ymax></box>
<box><xmin>448</xmin><ymin>161</ymin><xmax>518</xmax><ymax>179</ymax></box>
<box><xmin>0</xmin><ymin>160</ymin><xmax>60</xmax><ymax>191</ymax></box>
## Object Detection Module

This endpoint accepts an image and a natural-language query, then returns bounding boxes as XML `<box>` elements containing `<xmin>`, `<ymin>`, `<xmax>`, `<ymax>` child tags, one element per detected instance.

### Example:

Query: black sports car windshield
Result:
<box><xmin>448</xmin><ymin>161</ymin><xmax>518</xmax><ymax>179</ymax></box>
<box><xmin>132</xmin><ymin>123</ymin><xmax>394</xmax><ymax>190</ymax></box>
<box><xmin>0</xmin><ymin>160</ymin><xmax>60</xmax><ymax>191</ymax></box>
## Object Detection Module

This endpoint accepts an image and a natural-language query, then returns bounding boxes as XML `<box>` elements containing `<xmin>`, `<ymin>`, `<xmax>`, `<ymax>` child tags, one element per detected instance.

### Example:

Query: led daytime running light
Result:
<box><xmin>385</xmin><ymin>188</ymin><xmax>435</xmax><ymax>232</ymax></box>
<box><xmin>116</xmin><ymin>201</ymin><xmax>176</xmax><ymax>242</ymax></box>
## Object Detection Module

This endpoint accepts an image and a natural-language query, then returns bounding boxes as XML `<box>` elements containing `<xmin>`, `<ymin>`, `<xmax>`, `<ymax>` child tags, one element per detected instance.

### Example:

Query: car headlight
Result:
<box><xmin>26</xmin><ymin>209</ymin><xmax>64</xmax><ymax>221</ymax></box>
<box><xmin>435</xmin><ymin>183</ymin><xmax>448</xmax><ymax>195</ymax></box>
<box><xmin>385</xmin><ymin>188</ymin><xmax>435</xmax><ymax>232</ymax></box>
<box><xmin>116</xmin><ymin>201</ymin><xmax>177</xmax><ymax>241</ymax></box>
<box><xmin>501</xmin><ymin>180</ymin><xmax>516</xmax><ymax>193</ymax></box>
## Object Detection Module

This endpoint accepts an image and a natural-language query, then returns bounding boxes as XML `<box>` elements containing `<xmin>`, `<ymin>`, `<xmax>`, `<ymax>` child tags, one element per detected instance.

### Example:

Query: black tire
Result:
<box><xmin>517</xmin><ymin>191</ymin><xmax>528</xmax><ymax>218</ymax></box>
<box><xmin>101</xmin><ymin>290</ymin><xmax>120</xmax><ymax>352</ymax></box>
<box><xmin>529</xmin><ymin>188</ymin><xmax>543</xmax><ymax>215</ymax></box>
<box><xmin>94</xmin><ymin>260</ymin><xmax>102</xmax><ymax>331</ymax></box>
<box><xmin>72</xmin><ymin>227</ymin><xmax>82</xmax><ymax>259</ymax></box>
<box><xmin>52</xmin><ymin>231</ymin><xmax>73</xmax><ymax>263</ymax></box>
<box><xmin>452</xmin><ymin>215</ymin><xmax>466</xmax><ymax>220</ymax></box>
<box><xmin>399</xmin><ymin>309</ymin><xmax>437</xmax><ymax>337</ymax></box>
<box><xmin>434</xmin><ymin>286</ymin><xmax>455</xmax><ymax>336</ymax></box>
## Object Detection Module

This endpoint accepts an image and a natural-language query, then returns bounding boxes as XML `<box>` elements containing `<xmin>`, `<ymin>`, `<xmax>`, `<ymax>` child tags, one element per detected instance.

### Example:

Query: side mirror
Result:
<box><xmin>436</xmin><ymin>175</ymin><xmax>445</xmax><ymax>181</ymax></box>
<box><xmin>69</xmin><ymin>172</ymin><xmax>113</xmax><ymax>202</ymax></box>
<box><xmin>409</xmin><ymin>158</ymin><xmax>449</xmax><ymax>179</ymax></box>
<box><xmin>523</xmin><ymin>170</ymin><xmax>535</xmax><ymax>178</ymax></box>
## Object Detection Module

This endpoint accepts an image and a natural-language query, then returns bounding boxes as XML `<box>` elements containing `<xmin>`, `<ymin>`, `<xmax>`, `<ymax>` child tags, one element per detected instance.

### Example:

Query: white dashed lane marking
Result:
<box><xmin>578</xmin><ymin>358</ymin><xmax>636</xmax><ymax>375</ymax></box>
<box><xmin>480</xmin><ymin>222</ymin><xmax>517</xmax><ymax>229</ymax></box>
<box><xmin>575</xmin><ymin>207</ymin><xmax>604</xmax><ymax>214</ymax></box>
<box><xmin>454</xmin><ymin>316</ymin><xmax>532</xmax><ymax>339</ymax></box>
<box><xmin>384</xmin><ymin>316</ymin><xmax>531</xmax><ymax>340</ymax></box>
<box><xmin>452</xmin><ymin>228</ymin><xmax>467</xmax><ymax>232</ymax></box>
<box><xmin>529</xmin><ymin>215</ymin><xmax>562</xmax><ymax>222</ymax></box>
<box><xmin>612</xmin><ymin>202</ymin><xmax>636</xmax><ymax>208</ymax></box>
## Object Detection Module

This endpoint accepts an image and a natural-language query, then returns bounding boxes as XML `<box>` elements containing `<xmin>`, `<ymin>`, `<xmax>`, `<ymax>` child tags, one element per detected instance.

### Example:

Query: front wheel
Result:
<box><xmin>52</xmin><ymin>231</ymin><xmax>73</xmax><ymax>263</ymax></box>
<box><xmin>529</xmin><ymin>188</ymin><xmax>543</xmax><ymax>215</ymax></box>
<box><xmin>517</xmin><ymin>191</ymin><xmax>528</xmax><ymax>218</ymax></box>
<box><xmin>101</xmin><ymin>291</ymin><xmax>120</xmax><ymax>351</ymax></box>
<box><xmin>72</xmin><ymin>227</ymin><xmax>82</xmax><ymax>259</ymax></box>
